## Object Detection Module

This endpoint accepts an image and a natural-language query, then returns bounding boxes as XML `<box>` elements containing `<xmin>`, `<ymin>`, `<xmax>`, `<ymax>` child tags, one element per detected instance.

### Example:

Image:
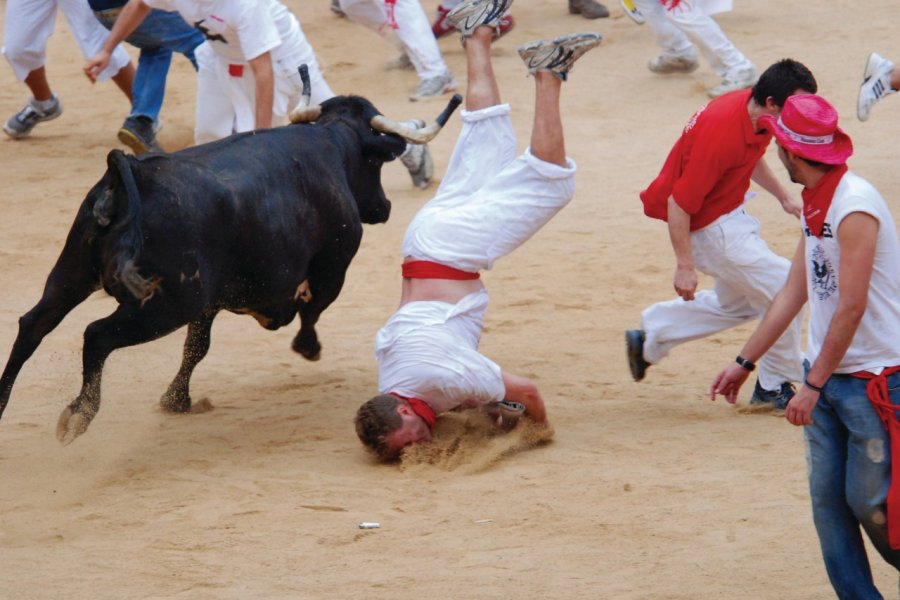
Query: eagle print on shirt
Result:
<box><xmin>810</xmin><ymin>243</ymin><xmax>837</xmax><ymax>301</ymax></box>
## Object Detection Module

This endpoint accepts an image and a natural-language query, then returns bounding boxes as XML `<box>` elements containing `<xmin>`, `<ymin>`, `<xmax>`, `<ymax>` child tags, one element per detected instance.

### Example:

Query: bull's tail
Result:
<box><xmin>97</xmin><ymin>150</ymin><xmax>153</xmax><ymax>300</ymax></box>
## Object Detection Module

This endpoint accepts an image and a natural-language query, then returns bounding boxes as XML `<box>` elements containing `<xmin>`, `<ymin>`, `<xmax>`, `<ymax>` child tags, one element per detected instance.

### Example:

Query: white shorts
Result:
<box><xmin>401</xmin><ymin>103</ymin><xmax>577</xmax><ymax>273</ymax></box>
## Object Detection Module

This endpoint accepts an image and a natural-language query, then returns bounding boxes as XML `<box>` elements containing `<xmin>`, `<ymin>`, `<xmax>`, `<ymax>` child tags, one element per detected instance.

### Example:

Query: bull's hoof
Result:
<box><xmin>291</xmin><ymin>336</ymin><xmax>321</xmax><ymax>361</ymax></box>
<box><xmin>56</xmin><ymin>407</ymin><xmax>91</xmax><ymax>446</ymax></box>
<box><xmin>160</xmin><ymin>390</ymin><xmax>191</xmax><ymax>413</ymax></box>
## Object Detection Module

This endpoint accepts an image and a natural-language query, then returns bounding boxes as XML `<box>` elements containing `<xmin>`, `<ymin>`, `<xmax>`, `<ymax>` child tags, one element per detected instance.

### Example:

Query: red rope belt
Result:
<box><xmin>402</xmin><ymin>260</ymin><xmax>480</xmax><ymax>280</ymax></box>
<box><xmin>851</xmin><ymin>365</ymin><xmax>900</xmax><ymax>549</ymax></box>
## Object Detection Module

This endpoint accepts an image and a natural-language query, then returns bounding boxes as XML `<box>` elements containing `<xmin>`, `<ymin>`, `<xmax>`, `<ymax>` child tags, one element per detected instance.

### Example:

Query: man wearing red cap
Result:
<box><xmin>626</xmin><ymin>59</ymin><xmax>817</xmax><ymax>411</ymax></box>
<box><xmin>711</xmin><ymin>93</ymin><xmax>900</xmax><ymax>598</ymax></box>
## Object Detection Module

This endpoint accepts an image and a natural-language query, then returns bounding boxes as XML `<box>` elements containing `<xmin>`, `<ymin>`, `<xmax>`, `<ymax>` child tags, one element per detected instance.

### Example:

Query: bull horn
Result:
<box><xmin>289</xmin><ymin>64</ymin><xmax>322</xmax><ymax>123</ymax></box>
<box><xmin>370</xmin><ymin>93</ymin><xmax>463</xmax><ymax>144</ymax></box>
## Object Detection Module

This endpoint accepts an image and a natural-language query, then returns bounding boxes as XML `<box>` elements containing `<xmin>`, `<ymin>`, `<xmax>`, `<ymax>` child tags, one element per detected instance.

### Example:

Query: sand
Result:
<box><xmin>1</xmin><ymin>1</ymin><xmax>899</xmax><ymax>598</ymax></box>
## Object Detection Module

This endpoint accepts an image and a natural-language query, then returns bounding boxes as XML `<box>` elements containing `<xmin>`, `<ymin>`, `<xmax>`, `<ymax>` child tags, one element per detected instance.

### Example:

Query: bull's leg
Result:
<box><xmin>159</xmin><ymin>312</ymin><xmax>216</xmax><ymax>413</ymax></box>
<box><xmin>57</xmin><ymin>304</ymin><xmax>189</xmax><ymax>445</ymax></box>
<box><xmin>291</xmin><ymin>257</ymin><xmax>349</xmax><ymax>361</ymax></box>
<box><xmin>0</xmin><ymin>276</ymin><xmax>98</xmax><ymax>420</ymax></box>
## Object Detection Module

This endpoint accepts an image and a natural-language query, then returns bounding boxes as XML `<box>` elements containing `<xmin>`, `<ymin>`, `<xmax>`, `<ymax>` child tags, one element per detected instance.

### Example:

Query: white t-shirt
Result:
<box><xmin>143</xmin><ymin>0</ymin><xmax>295</xmax><ymax>64</ymax></box>
<box><xmin>375</xmin><ymin>290</ymin><xmax>505</xmax><ymax>414</ymax></box>
<box><xmin>803</xmin><ymin>170</ymin><xmax>900</xmax><ymax>373</ymax></box>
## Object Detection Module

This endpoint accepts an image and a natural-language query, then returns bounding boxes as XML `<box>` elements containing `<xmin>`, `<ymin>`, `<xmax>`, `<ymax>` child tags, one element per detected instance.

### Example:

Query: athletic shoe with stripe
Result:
<box><xmin>446</xmin><ymin>0</ymin><xmax>514</xmax><ymax>38</ymax></box>
<box><xmin>858</xmin><ymin>52</ymin><xmax>896</xmax><ymax>122</ymax></box>
<box><xmin>517</xmin><ymin>32</ymin><xmax>602</xmax><ymax>81</ymax></box>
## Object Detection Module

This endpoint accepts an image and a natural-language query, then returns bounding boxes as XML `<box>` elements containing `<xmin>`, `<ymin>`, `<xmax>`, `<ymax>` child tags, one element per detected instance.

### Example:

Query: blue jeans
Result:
<box><xmin>94</xmin><ymin>8</ymin><xmax>204</xmax><ymax>122</ymax></box>
<box><xmin>804</xmin><ymin>361</ymin><xmax>900</xmax><ymax>599</ymax></box>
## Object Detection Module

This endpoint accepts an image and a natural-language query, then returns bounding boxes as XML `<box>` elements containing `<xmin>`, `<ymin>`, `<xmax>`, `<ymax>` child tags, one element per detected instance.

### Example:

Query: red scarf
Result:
<box><xmin>852</xmin><ymin>366</ymin><xmax>900</xmax><ymax>549</ymax></box>
<box><xmin>402</xmin><ymin>260</ymin><xmax>480</xmax><ymax>280</ymax></box>
<box><xmin>802</xmin><ymin>163</ymin><xmax>847</xmax><ymax>237</ymax></box>
<box><xmin>389</xmin><ymin>392</ymin><xmax>436</xmax><ymax>431</ymax></box>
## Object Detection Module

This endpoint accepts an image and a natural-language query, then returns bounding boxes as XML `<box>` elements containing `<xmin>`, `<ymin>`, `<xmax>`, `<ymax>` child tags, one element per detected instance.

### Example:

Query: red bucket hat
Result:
<box><xmin>759</xmin><ymin>94</ymin><xmax>853</xmax><ymax>165</ymax></box>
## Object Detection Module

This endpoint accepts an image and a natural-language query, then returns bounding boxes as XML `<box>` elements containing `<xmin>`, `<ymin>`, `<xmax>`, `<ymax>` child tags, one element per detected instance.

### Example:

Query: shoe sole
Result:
<box><xmin>117</xmin><ymin>127</ymin><xmax>152</xmax><ymax>154</ymax></box>
<box><xmin>448</xmin><ymin>0</ymin><xmax>513</xmax><ymax>36</ymax></box>
<box><xmin>625</xmin><ymin>330</ymin><xmax>648</xmax><ymax>382</ymax></box>
<box><xmin>620</xmin><ymin>0</ymin><xmax>645</xmax><ymax>24</ymax></box>
<box><xmin>518</xmin><ymin>33</ymin><xmax>602</xmax><ymax>77</ymax></box>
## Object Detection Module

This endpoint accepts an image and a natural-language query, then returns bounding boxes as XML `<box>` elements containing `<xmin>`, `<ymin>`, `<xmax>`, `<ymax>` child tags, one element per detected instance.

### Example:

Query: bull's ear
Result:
<box><xmin>362</xmin><ymin>132</ymin><xmax>408</xmax><ymax>162</ymax></box>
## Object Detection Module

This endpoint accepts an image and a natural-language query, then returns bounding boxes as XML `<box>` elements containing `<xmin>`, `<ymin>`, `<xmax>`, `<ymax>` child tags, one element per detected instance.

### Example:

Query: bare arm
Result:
<box><xmin>667</xmin><ymin>195</ymin><xmax>697</xmax><ymax>301</ymax></box>
<box><xmin>710</xmin><ymin>237</ymin><xmax>808</xmax><ymax>403</ymax></box>
<box><xmin>84</xmin><ymin>0</ymin><xmax>151</xmax><ymax>82</ymax></box>
<box><xmin>249</xmin><ymin>51</ymin><xmax>274</xmax><ymax>130</ymax></box>
<box><xmin>752</xmin><ymin>157</ymin><xmax>801</xmax><ymax>218</ymax></box>
<box><xmin>786</xmin><ymin>212</ymin><xmax>878</xmax><ymax>426</ymax></box>
<box><xmin>501</xmin><ymin>371</ymin><xmax>546</xmax><ymax>423</ymax></box>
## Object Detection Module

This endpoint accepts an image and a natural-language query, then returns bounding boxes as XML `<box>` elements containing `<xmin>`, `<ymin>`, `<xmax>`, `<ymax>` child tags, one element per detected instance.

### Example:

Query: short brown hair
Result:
<box><xmin>355</xmin><ymin>394</ymin><xmax>403</xmax><ymax>461</ymax></box>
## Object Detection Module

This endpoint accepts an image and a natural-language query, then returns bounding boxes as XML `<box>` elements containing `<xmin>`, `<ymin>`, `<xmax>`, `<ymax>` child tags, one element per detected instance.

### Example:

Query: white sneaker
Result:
<box><xmin>446</xmin><ymin>0</ymin><xmax>514</xmax><ymax>38</ymax></box>
<box><xmin>398</xmin><ymin>120</ymin><xmax>434</xmax><ymax>189</ymax></box>
<box><xmin>409</xmin><ymin>71</ymin><xmax>457</xmax><ymax>101</ymax></box>
<box><xmin>858</xmin><ymin>52</ymin><xmax>896</xmax><ymax>121</ymax></box>
<box><xmin>517</xmin><ymin>32</ymin><xmax>603</xmax><ymax>81</ymax></box>
<box><xmin>4</xmin><ymin>95</ymin><xmax>63</xmax><ymax>139</ymax></box>
<box><xmin>647</xmin><ymin>54</ymin><xmax>698</xmax><ymax>74</ymax></box>
<box><xmin>620</xmin><ymin>0</ymin><xmax>645</xmax><ymax>24</ymax></box>
<box><xmin>708</xmin><ymin>68</ymin><xmax>758</xmax><ymax>98</ymax></box>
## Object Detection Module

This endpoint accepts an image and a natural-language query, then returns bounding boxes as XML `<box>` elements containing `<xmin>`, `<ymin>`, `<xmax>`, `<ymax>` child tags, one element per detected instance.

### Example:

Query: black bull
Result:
<box><xmin>0</xmin><ymin>93</ymin><xmax>461</xmax><ymax>444</ymax></box>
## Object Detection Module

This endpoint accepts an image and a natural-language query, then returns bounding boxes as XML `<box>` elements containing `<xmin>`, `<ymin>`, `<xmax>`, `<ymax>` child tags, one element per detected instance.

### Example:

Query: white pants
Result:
<box><xmin>641</xmin><ymin>207</ymin><xmax>803</xmax><ymax>390</ymax></box>
<box><xmin>338</xmin><ymin>0</ymin><xmax>448</xmax><ymax>80</ymax></box>
<box><xmin>633</xmin><ymin>0</ymin><xmax>754</xmax><ymax>78</ymax></box>
<box><xmin>402</xmin><ymin>103</ymin><xmax>576</xmax><ymax>272</ymax></box>
<box><xmin>193</xmin><ymin>37</ymin><xmax>335</xmax><ymax>145</ymax></box>
<box><xmin>2</xmin><ymin>0</ymin><xmax>130</xmax><ymax>82</ymax></box>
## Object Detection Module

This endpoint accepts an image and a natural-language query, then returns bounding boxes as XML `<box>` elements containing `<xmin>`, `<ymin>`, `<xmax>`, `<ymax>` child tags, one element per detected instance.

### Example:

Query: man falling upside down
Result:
<box><xmin>354</xmin><ymin>0</ymin><xmax>601</xmax><ymax>460</ymax></box>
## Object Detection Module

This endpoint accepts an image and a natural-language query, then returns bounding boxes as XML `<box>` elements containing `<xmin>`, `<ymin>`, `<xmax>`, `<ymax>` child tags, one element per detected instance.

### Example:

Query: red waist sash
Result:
<box><xmin>402</xmin><ymin>260</ymin><xmax>480</xmax><ymax>280</ymax></box>
<box><xmin>852</xmin><ymin>365</ymin><xmax>900</xmax><ymax>549</ymax></box>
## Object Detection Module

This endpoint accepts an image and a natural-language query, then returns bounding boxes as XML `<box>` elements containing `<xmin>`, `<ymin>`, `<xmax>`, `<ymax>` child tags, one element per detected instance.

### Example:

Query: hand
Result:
<box><xmin>780</xmin><ymin>196</ymin><xmax>802</xmax><ymax>219</ymax></box>
<box><xmin>784</xmin><ymin>387</ymin><xmax>817</xmax><ymax>426</ymax></box>
<box><xmin>710</xmin><ymin>363</ymin><xmax>751</xmax><ymax>404</ymax></box>
<box><xmin>673</xmin><ymin>265</ymin><xmax>697</xmax><ymax>301</ymax></box>
<box><xmin>84</xmin><ymin>51</ymin><xmax>111</xmax><ymax>83</ymax></box>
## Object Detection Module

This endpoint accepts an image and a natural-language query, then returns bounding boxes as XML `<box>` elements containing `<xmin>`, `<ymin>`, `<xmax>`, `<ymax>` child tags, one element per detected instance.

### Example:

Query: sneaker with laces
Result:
<box><xmin>446</xmin><ymin>0</ymin><xmax>514</xmax><ymax>38</ymax></box>
<box><xmin>858</xmin><ymin>52</ymin><xmax>896</xmax><ymax>121</ymax></box>
<box><xmin>517</xmin><ymin>32</ymin><xmax>602</xmax><ymax>81</ymax></box>
<box><xmin>4</xmin><ymin>95</ymin><xmax>63</xmax><ymax>139</ymax></box>
<box><xmin>625</xmin><ymin>329</ymin><xmax>650</xmax><ymax>382</ymax></box>
<box><xmin>434</xmin><ymin>5</ymin><xmax>515</xmax><ymax>39</ymax></box>
<box><xmin>118</xmin><ymin>115</ymin><xmax>163</xmax><ymax>154</ymax></box>
<box><xmin>647</xmin><ymin>54</ymin><xmax>699</xmax><ymax>74</ymax></box>
<box><xmin>409</xmin><ymin>71</ymin><xmax>457</xmax><ymax>101</ymax></box>
<box><xmin>398</xmin><ymin>120</ymin><xmax>434</xmax><ymax>189</ymax></box>
<box><xmin>749</xmin><ymin>380</ymin><xmax>795</xmax><ymax>411</ymax></box>
<box><xmin>708</xmin><ymin>68</ymin><xmax>758</xmax><ymax>98</ymax></box>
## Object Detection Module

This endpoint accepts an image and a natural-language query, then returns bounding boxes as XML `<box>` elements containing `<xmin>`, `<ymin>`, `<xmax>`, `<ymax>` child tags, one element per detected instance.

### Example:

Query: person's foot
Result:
<box><xmin>446</xmin><ymin>0</ymin><xmax>514</xmax><ymax>38</ymax></box>
<box><xmin>647</xmin><ymin>54</ymin><xmax>699</xmax><ymax>74</ymax></box>
<box><xmin>409</xmin><ymin>71</ymin><xmax>457</xmax><ymax>101</ymax></box>
<box><xmin>4</xmin><ymin>95</ymin><xmax>63</xmax><ymax>139</ymax></box>
<box><xmin>434</xmin><ymin>4</ymin><xmax>515</xmax><ymax>39</ymax></box>
<box><xmin>858</xmin><ymin>52</ymin><xmax>896</xmax><ymax>121</ymax></box>
<box><xmin>386</xmin><ymin>52</ymin><xmax>414</xmax><ymax>71</ymax></box>
<box><xmin>330</xmin><ymin>0</ymin><xmax>345</xmax><ymax>17</ymax></box>
<box><xmin>517</xmin><ymin>32</ymin><xmax>602</xmax><ymax>81</ymax></box>
<box><xmin>568</xmin><ymin>0</ymin><xmax>609</xmax><ymax>19</ymax></box>
<box><xmin>707</xmin><ymin>68</ymin><xmax>758</xmax><ymax>98</ymax></box>
<box><xmin>398</xmin><ymin>120</ymin><xmax>434</xmax><ymax>189</ymax></box>
<box><xmin>118</xmin><ymin>115</ymin><xmax>163</xmax><ymax>154</ymax></box>
<box><xmin>620</xmin><ymin>0</ymin><xmax>645</xmax><ymax>24</ymax></box>
<box><xmin>625</xmin><ymin>329</ymin><xmax>650</xmax><ymax>382</ymax></box>
<box><xmin>749</xmin><ymin>380</ymin><xmax>796</xmax><ymax>411</ymax></box>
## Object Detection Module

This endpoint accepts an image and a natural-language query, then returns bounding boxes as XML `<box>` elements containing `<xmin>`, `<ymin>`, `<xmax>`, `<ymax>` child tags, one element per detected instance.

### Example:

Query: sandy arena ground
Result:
<box><xmin>1</xmin><ymin>1</ymin><xmax>899</xmax><ymax>598</ymax></box>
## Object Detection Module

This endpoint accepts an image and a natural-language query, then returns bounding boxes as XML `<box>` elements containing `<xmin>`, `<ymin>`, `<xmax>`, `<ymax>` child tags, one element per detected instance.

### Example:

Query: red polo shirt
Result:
<box><xmin>640</xmin><ymin>89</ymin><xmax>772</xmax><ymax>231</ymax></box>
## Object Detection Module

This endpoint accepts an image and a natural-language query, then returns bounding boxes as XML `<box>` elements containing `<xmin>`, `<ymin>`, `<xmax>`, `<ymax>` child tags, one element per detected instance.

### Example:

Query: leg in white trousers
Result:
<box><xmin>640</xmin><ymin>208</ymin><xmax>803</xmax><ymax>390</ymax></box>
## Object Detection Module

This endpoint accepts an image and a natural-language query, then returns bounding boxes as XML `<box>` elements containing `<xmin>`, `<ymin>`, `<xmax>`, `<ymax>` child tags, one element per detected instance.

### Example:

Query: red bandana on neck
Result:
<box><xmin>802</xmin><ymin>163</ymin><xmax>848</xmax><ymax>237</ymax></box>
<box><xmin>389</xmin><ymin>393</ymin><xmax>436</xmax><ymax>431</ymax></box>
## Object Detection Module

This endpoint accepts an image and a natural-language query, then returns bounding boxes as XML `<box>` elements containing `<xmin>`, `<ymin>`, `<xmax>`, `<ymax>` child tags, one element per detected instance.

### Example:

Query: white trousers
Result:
<box><xmin>193</xmin><ymin>35</ymin><xmax>335</xmax><ymax>145</ymax></box>
<box><xmin>641</xmin><ymin>207</ymin><xmax>803</xmax><ymax>390</ymax></box>
<box><xmin>633</xmin><ymin>0</ymin><xmax>753</xmax><ymax>78</ymax></box>
<box><xmin>2</xmin><ymin>0</ymin><xmax>130</xmax><ymax>82</ymax></box>
<box><xmin>338</xmin><ymin>0</ymin><xmax>448</xmax><ymax>80</ymax></box>
<box><xmin>402</xmin><ymin>103</ymin><xmax>576</xmax><ymax>272</ymax></box>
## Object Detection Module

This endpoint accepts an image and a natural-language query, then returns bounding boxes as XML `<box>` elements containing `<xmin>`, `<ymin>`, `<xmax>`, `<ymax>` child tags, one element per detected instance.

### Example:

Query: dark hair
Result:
<box><xmin>355</xmin><ymin>394</ymin><xmax>403</xmax><ymax>461</ymax></box>
<box><xmin>752</xmin><ymin>59</ymin><xmax>817</xmax><ymax>108</ymax></box>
